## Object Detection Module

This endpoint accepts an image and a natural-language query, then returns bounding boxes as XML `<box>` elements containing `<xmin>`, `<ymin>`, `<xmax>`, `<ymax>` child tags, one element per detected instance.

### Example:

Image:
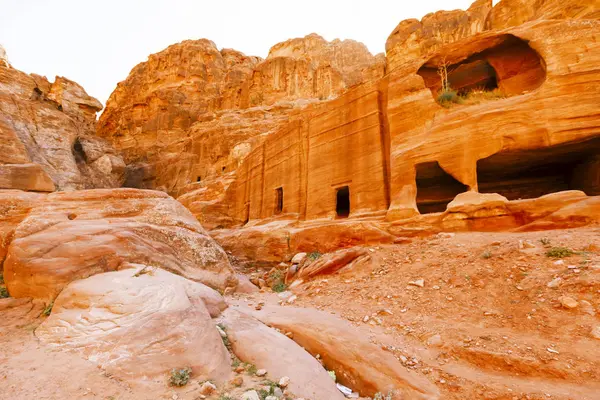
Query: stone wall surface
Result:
<box><xmin>97</xmin><ymin>35</ymin><xmax>384</xmax><ymax>194</ymax></box>
<box><xmin>0</xmin><ymin>64</ymin><xmax>124</xmax><ymax>191</ymax></box>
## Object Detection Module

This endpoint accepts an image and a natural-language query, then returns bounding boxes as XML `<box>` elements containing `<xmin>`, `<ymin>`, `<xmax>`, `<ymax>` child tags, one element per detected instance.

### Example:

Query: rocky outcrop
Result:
<box><xmin>197</xmin><ymin>1</ymin><xmax>600</xmax><ymax>265</ymax></box>
<box><xmin>219</xmin><ymin>308</ymin><xmax>345</xmax><ymax>400</ymax></box>
<box><xmin>243</xmin><ymin>304</ymin><xmax>440</xmax><ymax>399</ymax></box>
<box><xmin>3</xmin><ymin>188</ymin><xmax>237</xmax><ymax>300</ymax></box>
<box><xmin>97</xmin><ymin>35</ymin><xmax>383</xmax><ymax>194</ymax></box>
<box><xmin>37</xmin><ymin>267</ymin><xmax>232</xmax><ymax>381</ymax></box>
<box><xmin>385</xmin><ymin>0</ymin><xmax>493</xmax><ymax>72</ymax></box>
<box><xmin>0</xmin><ymin>64</ymin><xmax>124</xmax><ymax>191</ymax></box>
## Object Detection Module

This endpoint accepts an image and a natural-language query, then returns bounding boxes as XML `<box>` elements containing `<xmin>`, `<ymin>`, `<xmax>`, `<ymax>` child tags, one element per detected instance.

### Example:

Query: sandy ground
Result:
<box><xmin>283</xmin><ymin>227</ymin><xmax>600</xmax><ymax>399</ymax></box>
<box><xmin>2</xmin><ymin>226</ymin><xmax>600</xmax><ymax>400</ymax></box>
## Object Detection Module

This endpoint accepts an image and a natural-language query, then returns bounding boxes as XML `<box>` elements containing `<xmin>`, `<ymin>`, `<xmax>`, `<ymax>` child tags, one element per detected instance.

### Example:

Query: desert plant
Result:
<box><xmin>546</xmin><ymin>247</ymin><xmax>574</xmax><ymax>258</ymax></box>
<box><xmin>246</xmin><ymin>363</ymin><xmax>257</xmax><ymax>375</ymax></box>
<box><xmin>0</xmin><ymin>286</ymin><xmax>8</xmax><ymax>299</ymax></box>
<box><xmin>307</xmin><ymin>251</ymin><xmax>322</xmax><ymax>262</ymax></box>
<box><xmin>42</xmin><ymin>301</ymin><xmax>53</xmax><ymax>316</ymax></box>
<box><xmin>374</xmin><ymin>391</ymin><xmax>394</xmax><ymax>400</ymax></box>
<box><xmin>272</xmin><ymin>281</ymin><xmax>288</xmax><ymax>293</ymax></box>
<box><xmin>540</xmin><ymin>238</ymin><xmax>551</xmax><ymax>246</ymax></box>
<box><xmin>481</xmin><ymin>250</ymin><xmax>492</xmax><ymax>259</ymax></box>
<box><xmin>218</xmin><ymin>395</ymin><xmax>234</xmax><ymax>400</ymax></box>
<box><xmin>169</xmin><ymin>367</ymin><xmax>192</xmax><ymax>386</ymax></box>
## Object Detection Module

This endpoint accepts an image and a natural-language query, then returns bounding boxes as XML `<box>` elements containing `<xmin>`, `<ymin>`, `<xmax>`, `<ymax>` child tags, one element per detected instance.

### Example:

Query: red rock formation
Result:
<box><xmin>97</xmin><ymin>35</ymin><xmax>384</xmax><ymax>193</ymax></box>
<box><xmin>37</xmin><ymin>267</ymin><xmax>232</xmax><ymax>382</ymax></box>
<box><xmin>192</xmin><ymin>1</ymin><xmax>600</xmax><ymax>263</ymax></box>
<box><xmin>3</xmin><ymin>188</ymin><xmax>237</xmax><ymax>300</ymax></box>
<box><xmin>0</xmin><ymin>64</ymin><xmax>124</xmax><ymax>191</ymax></box>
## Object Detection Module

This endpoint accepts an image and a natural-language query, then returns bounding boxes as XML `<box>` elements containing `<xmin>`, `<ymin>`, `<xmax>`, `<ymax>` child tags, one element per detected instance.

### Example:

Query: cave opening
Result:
<box><xmin>196</xmin><ymin>176</ymin><xmax>201</xmax><ymax>182</ymax></box>
<box><xmin>417</xmin><ymin>34</ymin><xmax>546</xmax><ymax>103</ymax></box>
<box><xmin>336</xmin><ymin>186</ymin><xmax>350</xmax><ymax>218</ymax></box>
<box><xmin>72</xmin><ymin>138</ymin><xmax>86</xmax><ymax>163</ymax></box>
<box><xmin>416</xmin><ymin>161</ymin><xmax>468</xmax><ymax>214</ymax></box>
<box><xmin>274</xmin><ymin>187</ymin><xmax>283</xmax><ymax>215</ymax></box>
<box><xmin>477</xmin><ymin>138</ymin><xmax>600</xmax><ymax>200</ymax></box>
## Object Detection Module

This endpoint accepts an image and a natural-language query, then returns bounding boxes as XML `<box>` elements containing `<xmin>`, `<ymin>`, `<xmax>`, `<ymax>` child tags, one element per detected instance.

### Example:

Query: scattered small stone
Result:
<box><xmin>491</xmin><ymin>241</ymin><xmax>502</xmax><ymax>246</ymax></box>
<box><xmin>235</xmin><ymin>365</ymin><xmax>245</xmax><ymax>373</ymax></box>
<box><xmin>591</xmin><ymin>326</ymin><xmax>600</xmax><ymax>340</ymax></box>
<box><xmin>291</xmin><ymin>252</ymin><xmax>307</xmax><ymax>264</ymax></box>
<box><xmin>408</xmin><ymin>278</ymin><xmax>425</xmax><ymax>288</ymax></box>
<box><xmin>438</xmin><ymin>232</ymin><xmax>455</xmax><ymax>239</ymax></box>
<box><xmin>273</xmin><ymin>387</ymin><xmax>283</xmax><ymax>397</ymax></box>
<box><xmin>230</xmin><ymin>376</ymin><xmax>243</xmax><ymax>387</ymax></box>
<box><xmin>216</xmin><ymin>325</ymin><xmax>228</xmax><ymax>339</ymax></box>
<box><xmin>279</xmin><ymin>376</ymin><xmax>290</xmax><ymax>388</ymax></box>
<box><xmin>547</xmin><ymin>347</ymin><xmax>559</xmax><ymax>354</ymax></box>
<box><xmin>287</xmin><ymin>295</ymin><xmax>297</xmax><ymax>304</ymax></box>
<box><xmin>519</xmin><ymin>240</ymin><xmax>536</xmax><ymax>249</ymax></box>
<box><xmin>241</xmin><ymin>390</ymin><xmax>261</xmax><ymax>400</ymax></box>
<box><xmin>255</xmin><ymin>369</ymin><xmax>267</xmax><ymax>377</ymax></box>
<box><xmin>553</xmin><ymin>260</ymin><xmax>565</xmax><ymax>266</ymax></box>
<box><xmin>432</xmin><ymin>285</ymin><xmax>440</xmax><ymax>290</ymax></box>
<box><xmin>363</xmin><ymin>315</ymin><xmax>370</xmax><ymax>323</ymax></box>
<box><xmin>427</xmin><ymin>334</ymin><xmax>443</xmax><ymax>347</ymax></box>
<box><xmin>265</xmin><ymin>396</ymin><xmax>278</xmax><ymax>400</ymax></box>
<box><xmin>285</xmin><ymin>331</ymin><xmax>294</xmax><ymax>338</ymax></box>
<box><xmin>547</xmin><ymin>277</ymin><xmax>562</xmax><ymax>288</ymax></box>
<box><xmin>199</xmin><ymin>381</ymin><xmax>217</xmax><ymax>395</ymax></box>
<box><xmin>559</xmin><ymin>296</ymin><xmax>579</xmax><ymax>309</ymax></box>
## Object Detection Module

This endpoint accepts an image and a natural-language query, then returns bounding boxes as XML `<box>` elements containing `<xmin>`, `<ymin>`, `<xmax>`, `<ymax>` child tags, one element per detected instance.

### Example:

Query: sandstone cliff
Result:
<box><xmin>97</xmin><ymin>35</ymin><xmax>384</xmax><ymax>193</ymax></box>
<box><xmin>0</xmin><ymin>62</ymin><xmax>124</xmax><ymax>191</ymax></box>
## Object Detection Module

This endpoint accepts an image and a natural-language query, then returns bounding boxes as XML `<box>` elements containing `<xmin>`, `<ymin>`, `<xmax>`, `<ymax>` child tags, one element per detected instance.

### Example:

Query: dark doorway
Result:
<box><xmin>336</xmin><ymin>186</ymin><xmax>350</xmax><ymax>218</ymax></box>
<box><xmin>274</xmin><ymin>187</ymin><xmax>283</xmax><ymax>214</ymax></box>
<box><xmin>196</xmin><ymin>176</ymin><xmax>201</xmax><ymax>182</ymax></box>
<box><xmin>416</xmin><ymin>162</ymin><xmax>468</xmax><ymax>214</ymax></box>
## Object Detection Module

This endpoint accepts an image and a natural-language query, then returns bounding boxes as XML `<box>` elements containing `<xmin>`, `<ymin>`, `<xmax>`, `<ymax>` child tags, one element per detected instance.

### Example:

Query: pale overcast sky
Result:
<box><xmin>1</xmin><ymin>0</ymin><xmax>495</xmax><ymax>105</ymax></box>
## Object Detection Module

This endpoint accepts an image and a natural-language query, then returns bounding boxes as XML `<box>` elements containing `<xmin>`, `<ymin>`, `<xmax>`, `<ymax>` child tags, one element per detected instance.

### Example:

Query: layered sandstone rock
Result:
<box><xmin>219</xmin><ymin>308</ymin><xmax>345</xmax><ymax>400</ymax></box>
<box><xmin>3</xmin><ymin>189</ymin><xmax>237</xmax><ymax>300</ymax></box>
<box><xmin>0</xmin><ymin>64</ymin><xmax>124</xmax><ymax>191</ymax></box>
<box><xmin>37</xmin><ymin>267</ymin><xmax>231</xmax><ymax>381</ymax></box>
<box><xmin>244</xmin><ymin>304</ymin><xmax>440</xmax><ymax>399</ymax></box>
<box><xmin>97</xmin><ymin>35</ymin><xmax>383</xmax><ymax>193</ymax></box>
<box><xmin>195</xmin><ymin>2</ymin><xmax>600</xmax><ymax>264</ymax></box>
<box><xmin>0</xmin><ymin>190</ymin><xmax>44</xmax><ymax>266</ymax></box>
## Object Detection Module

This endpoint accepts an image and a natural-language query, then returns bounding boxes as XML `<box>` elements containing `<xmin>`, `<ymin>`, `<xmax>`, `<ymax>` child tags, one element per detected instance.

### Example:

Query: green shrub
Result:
<box><xmin>307</xmin><ymin>252</ymin><xmax>322</xmax><ymax>262</ymax></box>
<box><xmin>271</xmin><ymin>282</ymin><xmax>288</xmax><ymax>293</ymax></box>
<box><xmin>437</xmin><ymin>89</ymin><xmax>459</xmax><ymax>105</ymax></box>
<box><xmin>169</xmin><ymin>367</ymin><xmax>192</xmax><ymax>386</ymax></box>
<box><xmin>0</xmin><ymin>286</ymin><xmax>8</xmax><ymax>298</ymax></box>
<box><xmin>540</xmin><ymin>238</ymin><xmax>551</xmax><ymax>246</ymax></box>
<box><xmin>546</xmin><ymin>247</ymin><xmax>574</xmax><ymax>258</ymax></box>
<box><xmin>42</xmin><ymin>301</ymin><xmax>53</xmax><ymax>316</ymax></box>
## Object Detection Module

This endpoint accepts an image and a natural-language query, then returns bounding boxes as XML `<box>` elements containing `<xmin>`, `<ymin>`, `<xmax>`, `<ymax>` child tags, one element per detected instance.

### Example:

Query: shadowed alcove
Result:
<box><xmin>477</xmin><ymin>137</ymin><xmax>600</xmax><ymax>200</ymax></box>
<box><xmin>416</xmin><ymin>162</ymin><xmax>468</xmax><ymax>214</ymax></box>
<box><xmin>336</xmin><ymin>186</ymin><xmax>350</xmax><ymax>218</ymax></box>
<box><xmin>417</xmin><ymin>34</ymin><xmax>546</xmax><ymax>99</ymax></box>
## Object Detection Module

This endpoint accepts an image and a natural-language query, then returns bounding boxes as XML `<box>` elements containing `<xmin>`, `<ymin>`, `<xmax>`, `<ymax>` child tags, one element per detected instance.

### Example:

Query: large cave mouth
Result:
<box><xmin>417</xmin><ymin>35</ymin><xmax>546</xmax><ymax>103</ymax></box>
<box><xmin>416</xmin><ymin>161</ymin><xmax>468</xmax><ymax>214</ymax></box>
<box><xmin>477</xmin><ymin>137</ymin><xmax>600</xmax><ymax>200</ymax></box>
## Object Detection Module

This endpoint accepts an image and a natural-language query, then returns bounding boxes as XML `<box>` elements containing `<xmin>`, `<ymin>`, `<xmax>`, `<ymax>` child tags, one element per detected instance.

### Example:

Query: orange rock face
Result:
<box><xmin>97</xmin><ymin>35</ymin><xmax>384</xmax><ymax>193</ymax></box>
<box><xmin>188</xmin><ymin>1</ymin><xmax>600</xmax><ymax>264</ymax></box>
<box><xmin>0</xmin><ymin>64</ymin><xmax>124</xmax><ymax>191</ymax></box>
<box><xmin>3</xmin><ymin>188</ymin><xmax>237</xmax><ymax>300</ymax></box>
